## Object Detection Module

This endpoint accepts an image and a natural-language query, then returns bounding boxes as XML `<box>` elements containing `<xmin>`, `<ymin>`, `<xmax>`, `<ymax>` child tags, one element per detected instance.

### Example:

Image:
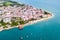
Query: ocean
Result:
<box><xmin>0</xmin><ymin>0</ymin><xmax>60</xmax><ymax>40</ymax></box>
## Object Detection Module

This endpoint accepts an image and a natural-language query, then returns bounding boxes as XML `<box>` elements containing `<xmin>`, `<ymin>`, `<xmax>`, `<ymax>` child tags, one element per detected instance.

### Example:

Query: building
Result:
<box><xmin>0</xmin><ymin>10</ymin><xmax>2</xmax><ymax>21</ymax></box>
<box><xmin>0</xmin><ymin>5</ymin><xmax>44</xmax><ymax>23</ymax></box>
<box><xmin>3</xmin><ymin>12</ymin><xmax>11</xmax><ymax>23</ymax></box>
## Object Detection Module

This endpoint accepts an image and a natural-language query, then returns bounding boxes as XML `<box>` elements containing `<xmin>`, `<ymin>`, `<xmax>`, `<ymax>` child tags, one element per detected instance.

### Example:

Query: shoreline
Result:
<box><xmin>0</xmin><ymin>11</ymin><xmax>54</xmax><ymax>32</ymax></box>
<box><xmin>22</xmin><ymin>13</ymin><xmax>54</xmax><ymax>27</ymax></box>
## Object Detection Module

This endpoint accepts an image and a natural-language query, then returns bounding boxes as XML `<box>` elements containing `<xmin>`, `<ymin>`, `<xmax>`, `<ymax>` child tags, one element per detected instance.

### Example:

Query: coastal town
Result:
<box><xmin>0</xmin><ymin>0</ymin><xmax>53</xmax><ymax>31</ymax></box>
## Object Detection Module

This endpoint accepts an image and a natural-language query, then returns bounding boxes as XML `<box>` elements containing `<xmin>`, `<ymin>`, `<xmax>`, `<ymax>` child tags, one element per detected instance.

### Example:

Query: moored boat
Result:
<box><xmin>18</xmin><ymin>25</ymin><xmax>23</xmax><ymax>30</ymax></box>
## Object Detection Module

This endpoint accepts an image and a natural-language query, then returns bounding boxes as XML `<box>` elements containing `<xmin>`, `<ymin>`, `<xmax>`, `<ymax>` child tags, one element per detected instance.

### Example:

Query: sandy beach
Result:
<box><xmin>22</xmin><ymin>13</ymin><xmax>54</xmax><ymax>27</ymax></box>
<box><xmin>0</xmin><ymin>11</ymin><xmax>54</xmax><ymax>32</ymax></box>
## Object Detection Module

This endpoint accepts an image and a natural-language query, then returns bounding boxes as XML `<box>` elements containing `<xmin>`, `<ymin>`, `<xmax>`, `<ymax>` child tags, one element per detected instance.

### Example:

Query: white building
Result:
<box><xmin>3</xmin><ymin>12</ymin><xmax>11</xmax><ymax>23</ymax></box>
<box><xmin>0</xmin><ymin>10</ymin><xmax>2</xmax><ymax>21</ymax></box>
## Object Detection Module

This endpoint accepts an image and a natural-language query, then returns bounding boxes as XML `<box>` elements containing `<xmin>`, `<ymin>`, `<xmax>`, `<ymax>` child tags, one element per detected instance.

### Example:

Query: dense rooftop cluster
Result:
<box><xmin>0</xmin><ymin>0</ymin><xmax>52</xmax><ymax>29</ymax></box>
<box><xmin>0</xmin><ymin>5</ymin><xmax>44</xmax><ymax>23</ymax></box>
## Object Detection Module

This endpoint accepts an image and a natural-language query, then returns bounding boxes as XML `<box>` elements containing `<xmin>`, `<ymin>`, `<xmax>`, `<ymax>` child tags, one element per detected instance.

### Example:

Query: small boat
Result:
<box><xmin>18</xmin><ymin>25</ymin><xmax>23</xmax><ymax>30</ymax></box>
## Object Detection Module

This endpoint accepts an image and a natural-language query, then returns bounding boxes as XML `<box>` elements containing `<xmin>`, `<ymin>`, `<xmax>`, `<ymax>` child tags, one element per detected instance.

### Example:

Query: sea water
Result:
<box><xmin>0</xmin><ymin>0</ymin><xmax>60</xmax><ymax>40</ymax></box>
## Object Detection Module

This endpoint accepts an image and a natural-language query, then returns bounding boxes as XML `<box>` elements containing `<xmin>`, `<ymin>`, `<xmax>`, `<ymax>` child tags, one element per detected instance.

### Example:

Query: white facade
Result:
<box><xmin>3</xmin><ymin>12</ymin><xmax>11</xmax><ymax>23</ymax></box>
<box><xmin>3</xmin><ymin>17</ymin><xmax>11</xmax><ymax>23</ymax></box>
<box><xmin>0</xmin><ymin>10</ymin><xmax>2</xmax><ymax>14</ymax></box>
<box><xmin>0</xmin><ymin>10</ymin><xmax>2</xmax><ymax>21</ymax></box>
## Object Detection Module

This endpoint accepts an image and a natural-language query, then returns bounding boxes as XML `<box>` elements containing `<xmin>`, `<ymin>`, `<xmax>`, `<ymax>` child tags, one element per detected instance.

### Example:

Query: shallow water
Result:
<box><xmin>0</xmin><ymin>0</ymin><xmax>60</xmax><ymax>40</ymax></box>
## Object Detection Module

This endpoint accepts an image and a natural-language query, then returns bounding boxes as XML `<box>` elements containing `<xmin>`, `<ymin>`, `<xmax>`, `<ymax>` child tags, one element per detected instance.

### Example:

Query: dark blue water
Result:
<box><xmin>0</xmin><ymin>0</ymin><xmax>60</xmax><ymax>40</ymax></box>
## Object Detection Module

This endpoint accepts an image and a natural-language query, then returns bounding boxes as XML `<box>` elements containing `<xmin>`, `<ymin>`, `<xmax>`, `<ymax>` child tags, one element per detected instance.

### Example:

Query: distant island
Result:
<box><xmin>0</xmin><ymin>0</ymin><xmax>54</xmax><ymax>31</ymax></box>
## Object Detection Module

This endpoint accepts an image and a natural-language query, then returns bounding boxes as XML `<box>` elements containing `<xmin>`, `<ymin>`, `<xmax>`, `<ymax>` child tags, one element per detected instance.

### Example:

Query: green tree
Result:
<box><xmin>3</xmin><ymin>2</ymin><xmax>13</xmax><ymax>6</ymax></box>
<box><xmin>11</xmin><ymin>21</ymin><xmax>18</xmax><ymax>26</ymax></box>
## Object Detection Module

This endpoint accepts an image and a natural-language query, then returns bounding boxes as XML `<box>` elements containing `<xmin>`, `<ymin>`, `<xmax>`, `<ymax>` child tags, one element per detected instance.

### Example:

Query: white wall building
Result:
<box><xmin>0</xmin><ymin>10</ymin><xmax>2</xmax><ymax>21</ymax></box>
<box><xmin>3</xmin><ymin>12</ymin><xmax>11</xmax><ymax>23</ymax></box>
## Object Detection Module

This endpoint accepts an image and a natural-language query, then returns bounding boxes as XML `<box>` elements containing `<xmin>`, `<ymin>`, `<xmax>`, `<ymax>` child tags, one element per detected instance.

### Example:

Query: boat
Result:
<box><xmin>18</xmin><ymin>25</ymin><xmax>23</xmax><ymax>30</ymax></box>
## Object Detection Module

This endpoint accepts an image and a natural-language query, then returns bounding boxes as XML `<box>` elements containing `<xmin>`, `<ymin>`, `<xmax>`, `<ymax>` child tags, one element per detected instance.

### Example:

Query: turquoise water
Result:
<box><xmin>0</xmin><ymin>0</ymin><xmax>60</xmax><ymax>40</ymax></box>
